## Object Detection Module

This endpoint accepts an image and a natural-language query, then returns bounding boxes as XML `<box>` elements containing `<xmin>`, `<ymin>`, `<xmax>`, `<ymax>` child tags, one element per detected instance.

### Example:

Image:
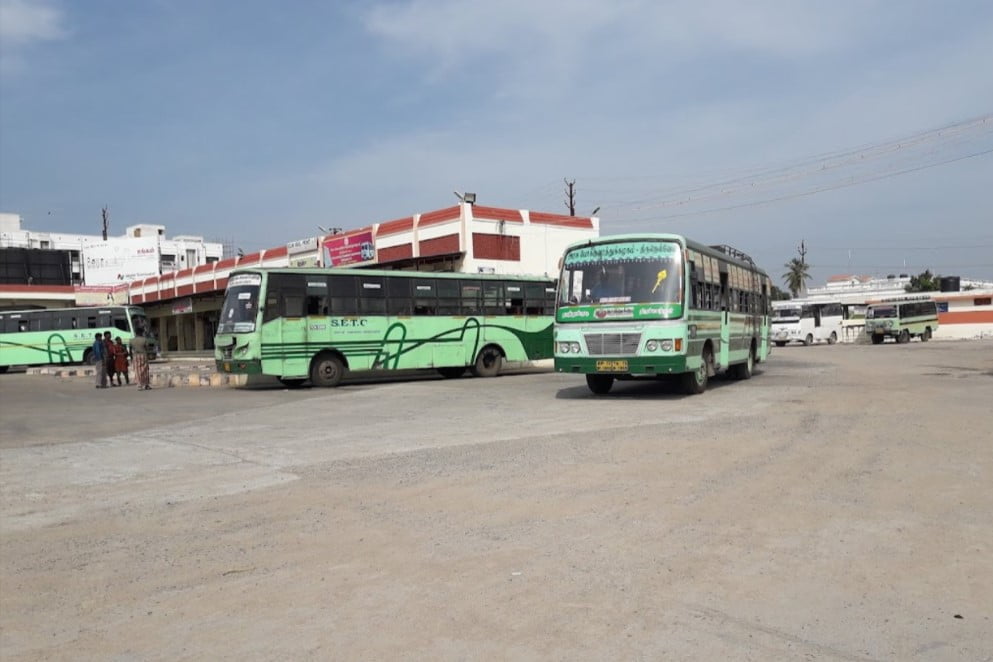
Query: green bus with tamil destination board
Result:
<box><xmin>554</xmin><ymin>234</ymin><xmax>773</xmax><ymax>395</ymax></box>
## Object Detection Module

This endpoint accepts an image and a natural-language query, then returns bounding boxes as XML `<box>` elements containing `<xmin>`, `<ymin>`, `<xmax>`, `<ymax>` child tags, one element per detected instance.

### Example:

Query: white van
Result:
<box><xmin>771</xmin><ymin>301</ymin><xmax>844</xmax><ymax>346</ymax></box>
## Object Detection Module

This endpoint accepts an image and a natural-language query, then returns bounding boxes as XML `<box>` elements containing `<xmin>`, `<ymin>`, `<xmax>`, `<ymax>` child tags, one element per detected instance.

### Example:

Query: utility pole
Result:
<box><xmin>564</xmin><ymin>178</ymin><xmax>576</xmax><ymax>217</ymax></box>
<box><xmin>101</xmin><ymin>206</ymin><xmax>109</xmax><ymax>241</ymax></box>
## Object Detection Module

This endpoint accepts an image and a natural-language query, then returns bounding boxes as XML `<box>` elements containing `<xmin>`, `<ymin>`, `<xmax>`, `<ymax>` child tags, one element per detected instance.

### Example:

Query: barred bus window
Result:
<box><xmin>413</xmin><ymin>280</ymin><xmax>437</xmax><ymax>315</ymax></box>
<box><xmin>329</xmin><ymin>275</ymin><xmax>358</xmax><ymax>316</ymax></box>
<box><xmin>524</xmin><ymin>282</ymin><xmax>545</xmax><ymax>314</ymax></box>
<box><xmin>387</xmin><ymin>276</ymin><xmax>412</xmax><ymax>315</ymax></box>
<box><xmin>460</xmin><ymin>282</ymin><xmax>481</xmax><ymax>315</ymax></box>
<box><xmin>437</xmin><ymin>279</ymin><xmax>460</xmax><ymax>315</ymax></box>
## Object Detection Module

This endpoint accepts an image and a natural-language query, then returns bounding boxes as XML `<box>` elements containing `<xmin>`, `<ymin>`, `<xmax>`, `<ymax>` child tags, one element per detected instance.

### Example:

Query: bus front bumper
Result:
<box><xmin>554</xmin><ymin>355</ymin><xmax>690</xmax><ymax>376</ymax></box>
<box><xmin>215</xmin><ymin>359</ymin><xmax>263</xmax><ymax>375</ymax></box>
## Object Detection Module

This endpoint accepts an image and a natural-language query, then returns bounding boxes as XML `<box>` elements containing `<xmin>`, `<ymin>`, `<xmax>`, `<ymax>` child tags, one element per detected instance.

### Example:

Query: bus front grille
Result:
<box><xmin>584</xmin><ymin>333</ymin><xmax>642</xmax><ymax>356</ymax></box>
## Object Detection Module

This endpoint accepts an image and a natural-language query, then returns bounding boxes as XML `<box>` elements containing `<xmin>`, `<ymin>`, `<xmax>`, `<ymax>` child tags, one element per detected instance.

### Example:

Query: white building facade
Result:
<box><xmin>0</xmin><ymin>214</ymin><xmax>222</xmax><ymax>286</ymax></box>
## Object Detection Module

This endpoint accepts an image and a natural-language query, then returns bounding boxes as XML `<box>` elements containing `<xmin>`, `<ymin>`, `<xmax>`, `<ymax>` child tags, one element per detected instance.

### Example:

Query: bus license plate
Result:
<box><xmin>596</xmin><ymin>360</ymin><xmax>628</xmax><ymax>372</ymax></box>
<box><xmin>223</xmin><ymin>362</ymin><xmax>231</xmax><ymax>373</ymax></box>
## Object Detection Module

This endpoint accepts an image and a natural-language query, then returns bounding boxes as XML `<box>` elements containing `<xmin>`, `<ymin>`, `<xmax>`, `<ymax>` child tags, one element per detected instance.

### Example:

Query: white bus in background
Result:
<box><xmin>771</xmin><ymin>301</ymin><xmax>845</xmax><ymax>346</ymax></box>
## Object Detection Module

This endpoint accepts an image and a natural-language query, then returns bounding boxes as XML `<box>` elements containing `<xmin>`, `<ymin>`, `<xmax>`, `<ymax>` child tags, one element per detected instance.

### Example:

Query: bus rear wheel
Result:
<box><xmin>682</xmin><ymin>347</ymin><xmax>711</xmax><ymax>395</ymax></box>
<box><xmin>310</xmin><ymin>353</ymin><xmax>345</xmax><ymax>387</ymax></box>
<box><xmin>897</xmin><ymin>329</ymin><xmax>910</xmax><ymax>344</ymax></box>
<box><xmin>922</xmin><ymin>327</ymin><xmax>932</xmax><ymax>342</ymax></box>
<box><xmin>731</xmin><ymin>345</ymin><xmax>754</xmax><ymax>380</ymax></box>
<box><xmin>471</xmin><ymin>346</ymin><xmax>503</xmax><ymax>378</ymax></box>
<box><xmin>827</xmin><ymin>331</ymin><xmax>838</xmax><ymax>345</ymax></box>
<box><xmin>586</xmin><ymin>374</ymin><xmax>614</xmax><ymax>395</ymax></box>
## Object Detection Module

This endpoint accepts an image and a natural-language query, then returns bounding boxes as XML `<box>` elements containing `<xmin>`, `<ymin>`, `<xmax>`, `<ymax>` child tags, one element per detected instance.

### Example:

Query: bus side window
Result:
<box><xmin>19</xmin><ymin>320</ymin><xmax>28</xmax><ymax>332</ymax></box>
<box><xmin>504</xmin><ymin>283</ymin><xmax>524</xmax><ymax>314</ymax></box>
<box><xmin>305</xmin><ymin>277</ymin><xmax>329</xmax><ymax>316</ymax></box>
<box><xmin>413</xmin><ymin>280</ymin><xmax>437</xmax><ymax>315</ymax></box>
<box><xmin>436</xmin><ymin>280</ymin><xmax>460</xmax><ymax>315</ymax></box>
<box><xmin>87</xmin><ymin>316</ymin><xmax>97</xmax><ymax>328</ymax></box>
<box><xmin>113</xmin><ymin>316</ymin><xmax>129</xmax><ymax>332</ymax></box>
<box><xmin>523</xmin><ymin>283</ymin><xmax>545</xmax><ymax>314</ymax></box>
<box><xmin>482</xmin><ymin>281</ymin><xmax>503</xmax><ymax>315</ymax></box>
<box><xmin>329</xmin><ymin>275</ymin><xmax>358</xmax><ymax>316</ymax></box>
<box><xmin>387</xmin><ymin>277</ymin><xmax>412</xmax><ymax>316</ymax></box>
<box><xmin>358</xmin><ymin>277</ymin><xmax>387</xmax><ymax>315</ymax></box>
<box><xmin>460</xmin><ymin>282</ymin><xmax>481</xmax><ymax>315</ymax></box>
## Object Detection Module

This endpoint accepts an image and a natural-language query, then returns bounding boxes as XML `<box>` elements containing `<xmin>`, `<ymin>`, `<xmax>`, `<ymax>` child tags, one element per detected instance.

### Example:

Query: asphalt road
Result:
<box><xmin>1</xmin><ymin>342</ymin><xmax>991</xmax><ymax>660</ymax></box>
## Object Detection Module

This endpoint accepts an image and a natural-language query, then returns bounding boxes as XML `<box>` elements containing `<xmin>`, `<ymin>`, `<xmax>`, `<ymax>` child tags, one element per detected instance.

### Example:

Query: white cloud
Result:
<box><xmin>0</xmin><ymin>0</ymin><xmax>66</xmax><ymax>75</ymax></box>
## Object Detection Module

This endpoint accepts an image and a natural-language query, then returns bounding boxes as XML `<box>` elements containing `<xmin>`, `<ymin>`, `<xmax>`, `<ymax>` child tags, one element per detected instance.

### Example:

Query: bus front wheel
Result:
<box><xmin>922</xmin><ymin>327</ymin><xmax>932</xmax><ymax>342</ymax></box>
<box><xmin>682</xmin><ymin>347</ymin><xmax>711</xmax><ymax>395</ymax></box>
<box><xmin>471</xmin><ymin>346</ymin><xmax>503</xmax><ymax>378</ymax></box>
<box><xmin>586</xmin><ymin>374</ymin><xmax>614</xmax><ymax>395</ymax></box>
<box><xmin>310</xmin><ymin>353</ymin><xmax>345</xmax><ymax>387</ymax></box>
<box><xmin>828</xmin><ymin>331</ymin><xmax>838</xmax><ymax>345</ymax></box>
<box><xmin>804</xmin><ymin>333</ymin><xmax>814</xmax><ymax>346</ymax></box>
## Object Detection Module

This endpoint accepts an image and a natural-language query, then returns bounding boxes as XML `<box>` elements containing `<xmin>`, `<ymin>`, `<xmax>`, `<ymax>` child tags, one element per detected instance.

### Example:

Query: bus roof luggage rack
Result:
<box><xmin>709</xmin><ymin>244</ymin><xmax>756</xmax><ymax>267</ymax></box>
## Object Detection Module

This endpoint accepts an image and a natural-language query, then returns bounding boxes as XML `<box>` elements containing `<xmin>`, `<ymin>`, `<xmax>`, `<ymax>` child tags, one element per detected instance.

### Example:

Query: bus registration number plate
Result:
<box><xmin>596</xmin><ymin>360</ymin><xmax>628</xmax><ymax>372</ymax></box>
<box><xmin>223</xmin><ymin>362</ymin><xmax>231</xmax><ymax>372</ymax></box>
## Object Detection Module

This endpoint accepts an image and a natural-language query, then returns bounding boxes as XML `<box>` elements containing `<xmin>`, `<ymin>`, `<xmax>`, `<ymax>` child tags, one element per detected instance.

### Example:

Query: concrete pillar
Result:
<box><xmin>194</xmin><ymin>312</ymin><xmax>205</xmax><ymax>350</ymax></box>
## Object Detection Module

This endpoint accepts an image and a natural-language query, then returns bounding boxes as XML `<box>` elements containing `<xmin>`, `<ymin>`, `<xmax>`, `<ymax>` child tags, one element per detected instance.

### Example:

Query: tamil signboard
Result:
<box><xmin>83</xmin><ymin>238</ymin><xmax>160</xmax><ymax>285</ymax></box>
<box><xmin>322</xmin><ymin>231</ymin><xmax>376</xmax><ymax>267</ymax></box>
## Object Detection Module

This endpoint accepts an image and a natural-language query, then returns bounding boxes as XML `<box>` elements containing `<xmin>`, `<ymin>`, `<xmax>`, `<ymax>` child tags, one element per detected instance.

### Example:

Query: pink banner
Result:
<box><xmin>322</xmin><ymin>231</ymin><xmax>375</xmax><ymax>266</ymax></box>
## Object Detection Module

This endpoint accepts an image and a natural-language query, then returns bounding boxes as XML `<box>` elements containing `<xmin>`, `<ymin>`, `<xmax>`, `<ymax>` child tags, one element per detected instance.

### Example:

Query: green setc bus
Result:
<box><xmin>554</xmin><ymin>234</ymin><xmax>773</xmax><ymax>395</ymax></box>
<box><xmin>864</xmin><ymin>297</ymin><xmax>938</xmax><ymax>344</ymax></box>
<box><xmin>214</xmin><ymin>267</ymin><xmax>558</xmax><ymax>387</ymax></box>
<box><xmin>0</xmin><ymin>305</ymin><xmax>154</xmax><ymax>372</ymax></box>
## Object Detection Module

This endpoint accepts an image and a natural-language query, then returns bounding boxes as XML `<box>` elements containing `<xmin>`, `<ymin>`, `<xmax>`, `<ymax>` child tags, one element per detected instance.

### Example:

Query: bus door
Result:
<box><xmin>719</xmin><ymin>272</ymin><xmax>730</xmax><ymax>370</ymax></box>
<box><xmin>813</xmin><ymin>306</ymin><xmax>822</xmax><ymax>329</ymax></box>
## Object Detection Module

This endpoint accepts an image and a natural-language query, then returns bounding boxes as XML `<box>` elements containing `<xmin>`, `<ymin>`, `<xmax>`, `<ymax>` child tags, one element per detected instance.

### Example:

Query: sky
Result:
<box><xmin>1</xmin><ymin>0</ymin><xmax>992</xmax><ymax>287</ymax></box>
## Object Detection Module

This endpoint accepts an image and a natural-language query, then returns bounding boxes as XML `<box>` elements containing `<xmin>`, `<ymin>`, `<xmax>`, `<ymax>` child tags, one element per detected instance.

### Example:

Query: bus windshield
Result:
<box><xmin>867</xmin><ymin>306</ymin><xmax>897</xmax><ymax>319</ymax></box>
<box><xmin>559</xmin><ymin>240</ymin><xmax>682</xmax><ymax>306</ymax></box>
<box><xmin>774</xmin><ymin>306</ymin><xmax>802</xmax><ymax>319</ymax></box>
<box><xmin>219</xmin><ymin>273</ymin><xmax>262</xmax><ymax>333</ymax></box>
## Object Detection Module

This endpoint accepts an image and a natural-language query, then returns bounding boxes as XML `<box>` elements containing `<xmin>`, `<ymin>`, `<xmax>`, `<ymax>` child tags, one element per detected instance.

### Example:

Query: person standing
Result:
<box><xmin>113</xmin><ymin>336</ymin><xmax>130</xmax><ymax>386</ymax></box>
<box><xmin>92</xmin><ymin>332</ymin><xmax>108</xmax><ymax>388</ymax></box>
<box><xmin>129</xmin><ymin>329</ymin><xmax>151</xmax><ymax>390</ymax></box>
<box><xmin>103</xmin><ymin>331</ymin><xmax>117</xmax><ymax>386</ymax></box>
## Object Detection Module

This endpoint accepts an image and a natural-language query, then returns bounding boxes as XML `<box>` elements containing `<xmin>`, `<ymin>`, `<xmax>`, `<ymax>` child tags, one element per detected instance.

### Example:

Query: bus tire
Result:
<box><xmin>774</xmin><ymin>341</ymin><xmax>787</xmax><ymax>348</ymax></box>
<box><xmin>437</xmin><ymin>367</ymin><xmax>466</xmax><ymax>379</ymax></box>
<box><xmin>731</xmin><ymin>344</ymin><xmax>755</xmax><ymax>380</ymax></box>
<box><xmin>682</xmin><ymin>346</ymin><xmax>711</xmax><ymax>395</ymax></box>
<box><xmin>804</xmin><ymin>333</ymin><xmax>813</xmax><ymax>346</ymax></box>
<box><xmin>828</xmin><ymin>331</ymin><xmax>838</xmax><ymax>345</ymax></box>
<box><xmin>586</xmin><ymin>374</ymin><xmax>614</xmax><ymax>395</ymax></box>
<box><xmin>871</xmin><ymin>335</ymin><xmax>884</xmax><ymax>345</ymax></box>
<box><xmin>922</xmin><ymin>327</ymin><xmax>932</xmax><ymax>342</ymax></box>
<box><xmin>82</xmin><ymin>348</ymin><xmax>93</xmax><ymax>365</ymax></box>
<box><xmin>278</xmin><ymin>377</ymin><xmax>306</xmax><ymax>388</ymax></box>
<box><xmin>898</xmin><ymin>329</ymin><xmax>910</xmax><ymax>344</ymax></box>
<box><xmin>310</xmin><ymin>352</ymin><xmax>345</xmax><ymax>387</ymax></box>
<box><xmin>471</xmin><ymin>345</ymin><xmax>503</xmax><ymax>378</ymax></box>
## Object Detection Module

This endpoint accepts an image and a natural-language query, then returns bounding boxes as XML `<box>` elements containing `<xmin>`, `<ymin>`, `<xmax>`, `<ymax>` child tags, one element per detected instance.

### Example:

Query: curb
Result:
<box><xmin>25</xmin><ymin>365</ymin><xmax>247</xmax><ymax>388</ymax></box>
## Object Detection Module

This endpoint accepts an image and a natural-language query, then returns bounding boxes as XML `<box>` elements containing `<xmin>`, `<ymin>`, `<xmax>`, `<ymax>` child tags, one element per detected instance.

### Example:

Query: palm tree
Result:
<box><xmin>782</xmin><ymin>258</ymin><xmax>810</xmax><ymax>298</ymax></box>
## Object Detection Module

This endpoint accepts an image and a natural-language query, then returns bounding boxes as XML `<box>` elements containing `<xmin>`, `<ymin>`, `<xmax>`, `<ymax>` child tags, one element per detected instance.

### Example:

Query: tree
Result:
<box><xmin>905</xmin><ymin>269</ymin><xmax>940</xmax><ymax>293</ymax></box>
<box><xmin>770</xmin><ymin>284</ymin><xmax>791</xmax><ymax>301</ymax></box>
<box><xmin>782</xmin><ymin>257</ymin><xmax>810</xmax><ymax>298</ymax></box>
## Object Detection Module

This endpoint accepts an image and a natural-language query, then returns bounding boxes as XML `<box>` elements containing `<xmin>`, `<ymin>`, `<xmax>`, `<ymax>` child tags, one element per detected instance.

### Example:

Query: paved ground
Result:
<box><xmin>1</xmin><ymin>342</ymin><xmax>991</xmax><ymax>660</ymax></box>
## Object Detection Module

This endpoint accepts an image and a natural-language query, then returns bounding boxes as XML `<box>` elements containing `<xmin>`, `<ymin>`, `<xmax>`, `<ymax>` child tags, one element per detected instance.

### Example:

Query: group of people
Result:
<box><xmin>91</xmin><ymin>329</ymin><xmax>151</xmax><ymax>390</ymax></box>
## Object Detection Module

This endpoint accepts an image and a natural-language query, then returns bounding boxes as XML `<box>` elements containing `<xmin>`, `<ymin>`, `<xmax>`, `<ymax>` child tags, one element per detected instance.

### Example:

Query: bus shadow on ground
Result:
<box><xmin>554</xmin><ymin>370</ymin><xmax>763</xmax><ymax>400</ymax></box>
<box><xmin>239</xmin><ymin>367</ymin><xmax>549</xmax><ymax>391</ymax></box>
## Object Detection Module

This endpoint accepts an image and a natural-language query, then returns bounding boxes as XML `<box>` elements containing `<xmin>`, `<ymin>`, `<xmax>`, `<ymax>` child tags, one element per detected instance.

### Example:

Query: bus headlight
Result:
<box><xmin>558</xmin><ymin>342</ymin><xmax>569</xmax><ymax>354</ymax></box>
<box><xmin>646</xmin><ymin>340</ymin><xmax>658</xmax><ymax>352</ymax></box>
<box><xmin>569</xmin><ymin>342</ymin><xmax>581</xmax><ymax>353</ymax></box>
<box><xmin>661</xmin><ymin>340</ymin><xmax>673</xmax><ymax>352</ymax></box>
